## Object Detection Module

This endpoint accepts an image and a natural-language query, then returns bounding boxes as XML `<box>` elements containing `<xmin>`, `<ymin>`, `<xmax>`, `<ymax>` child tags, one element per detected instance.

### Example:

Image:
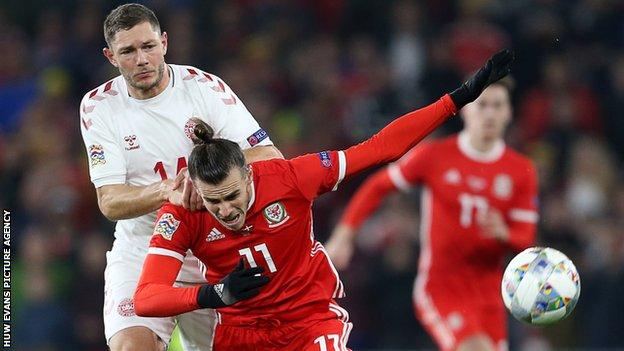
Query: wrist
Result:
<box><xmin>449</xmin><ymin>84</ymin><xmax>471</xmax><ymax>110</ymax></box>
<box><xmin>197</xmin><ymin>284</ymin><xmax>227</xmax><ymax>309</ymax></box>
<box><xmin>156</xmin><ymin>180</ymin><xmax>172</xmax><ymax>203</ymax></box>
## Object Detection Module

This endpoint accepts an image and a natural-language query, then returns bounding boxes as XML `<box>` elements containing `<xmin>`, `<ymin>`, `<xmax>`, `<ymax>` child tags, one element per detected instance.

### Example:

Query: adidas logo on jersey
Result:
<box><xmin>213</xmin><ymin>283</ymin><xmax>224</xmax><ymax>299</ymax></box>
<box><xmin>206</xmin><ymin>228</ymin><xmax>225</xmax><ymax>242</ymax></box>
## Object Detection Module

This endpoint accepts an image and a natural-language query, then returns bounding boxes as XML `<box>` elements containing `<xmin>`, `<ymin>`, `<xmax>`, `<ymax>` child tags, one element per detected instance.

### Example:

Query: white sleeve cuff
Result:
<box><xmin>148</xmin><ymin>247</ymin><xmax>186</xmax><ymax>262</ymax></box>
<box><xmin>388</xmin><ymin>164</ymin><xmax>412</xmax><ymax>192</ymax></box>
<box><xmin>508</xmin><ymin>209</ymin><xmax>539</xmax><ymax>223</ymax></box>
<box><xmin>332</xmin><ymin>151</ymin><xmax>347</xmax><ymax>191</ymax></box>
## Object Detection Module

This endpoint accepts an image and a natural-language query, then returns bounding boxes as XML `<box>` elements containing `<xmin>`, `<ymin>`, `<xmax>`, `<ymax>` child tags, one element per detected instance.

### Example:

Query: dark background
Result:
<box><xmin>1</xmin><ymin>0</ymin><xmax>623</xmax><ymax>350</ymax></box>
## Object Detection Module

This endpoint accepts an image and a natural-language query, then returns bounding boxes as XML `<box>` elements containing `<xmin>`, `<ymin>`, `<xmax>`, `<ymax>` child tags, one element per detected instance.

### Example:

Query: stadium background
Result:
<box><xmin>1</xmin><ymin>0</ymin><xmax>623</xmax><ymax>350</ymax></box>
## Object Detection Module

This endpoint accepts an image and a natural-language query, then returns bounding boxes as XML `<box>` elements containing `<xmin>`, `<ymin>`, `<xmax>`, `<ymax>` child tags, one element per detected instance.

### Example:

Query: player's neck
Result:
<box><xmin>128</xmin><ymin>65</ymin><xmax>171</xmax><ymax>100</ymax></box>
<box><xmin>469</xmin><ymin>134</ymin><xmax>500</xmax><ymax>153</ymax></box>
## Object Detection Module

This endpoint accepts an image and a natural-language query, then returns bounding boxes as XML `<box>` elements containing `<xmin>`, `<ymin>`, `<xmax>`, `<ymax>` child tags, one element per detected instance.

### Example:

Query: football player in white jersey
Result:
<box><xmin>79</xmin><ymin>3</ymin><xmax>282</xmax><ymax>351</ymax></box>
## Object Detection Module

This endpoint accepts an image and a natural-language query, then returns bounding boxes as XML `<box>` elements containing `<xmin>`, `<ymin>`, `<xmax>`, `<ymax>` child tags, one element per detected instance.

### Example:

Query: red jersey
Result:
<box><xmin>148</xmin><ymin>151</ymin><xmax>347</xmax><ymax>324</ymax></box>
<box><xmin>341</xmin><ymin>132</ymin><xmax>538</xmax><ymax>303</ymax></box>
<box><xmin>133</xmin><ymin>94</ymin><xmax>457</xmax><ymax>326</ymax></box>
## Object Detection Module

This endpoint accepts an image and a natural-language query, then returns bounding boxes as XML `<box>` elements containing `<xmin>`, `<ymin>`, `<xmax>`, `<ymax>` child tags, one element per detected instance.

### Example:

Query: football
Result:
<box><xmin>501</xmin><ymin>247</ymin><xmax>580</xmax><ymax>325</ymax></box>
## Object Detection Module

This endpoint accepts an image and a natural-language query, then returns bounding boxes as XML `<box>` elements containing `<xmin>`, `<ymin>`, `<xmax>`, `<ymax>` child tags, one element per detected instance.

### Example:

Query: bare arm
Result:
<box><xmin>243</xmin><ymin>145</ymin><xmax>283</xmax><ymax>163</ymax></box>
<box><xmin>96</xmin><ymin>172</ymin><xmax>184</xmax><ymax>221</ymax></box>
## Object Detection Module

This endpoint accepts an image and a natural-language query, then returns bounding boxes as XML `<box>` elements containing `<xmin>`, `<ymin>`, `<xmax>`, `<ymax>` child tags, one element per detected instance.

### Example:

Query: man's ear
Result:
<box><xmin>161</xmin><ymin>31</ymin><xmax>168</xmax><ymax>56</ymax></box>
<box><xmin>103</xmin><ymin>47</ymin><xmax>118</xmax><ymax>67</ymax></box>
<box><xmin>245</xmin><ymin>166</ymin><xmax>253</xmax><ymax>184</ymax></box>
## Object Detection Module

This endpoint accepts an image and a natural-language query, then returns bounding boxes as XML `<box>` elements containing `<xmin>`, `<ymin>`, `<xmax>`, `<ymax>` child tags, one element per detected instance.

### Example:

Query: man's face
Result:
<box><xmin>194</xmin><ymin>167</ymin><xmax>252</xmax><ymax>231</ymax></box>
<box><xmin>103</xmin><ymin>21</ymin><xmax>167</xmax><ymax>93</ymax></box>
<box><xmin>461</xmin><ymin>85</ymin><xmax>512</xmax><ymax>140</ymax></box>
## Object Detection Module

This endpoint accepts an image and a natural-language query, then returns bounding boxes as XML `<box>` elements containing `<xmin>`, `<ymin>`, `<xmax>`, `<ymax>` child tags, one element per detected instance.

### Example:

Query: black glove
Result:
<box><xmin>197</xmin><ymin>259</ymin><xmax>270</xmax><ymax>308</ymax></box>
<box><xmin>449</xmin><ymin>49</ymin><xmax>515</xmax><ymax>110</ymax></box>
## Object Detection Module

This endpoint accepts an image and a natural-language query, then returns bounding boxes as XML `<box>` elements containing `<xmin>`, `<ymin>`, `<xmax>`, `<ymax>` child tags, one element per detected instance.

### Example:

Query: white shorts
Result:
<box><xmin>104</xmin><ymin>243</ymin><xmax>216</xmax><ymax>349</ymax></box>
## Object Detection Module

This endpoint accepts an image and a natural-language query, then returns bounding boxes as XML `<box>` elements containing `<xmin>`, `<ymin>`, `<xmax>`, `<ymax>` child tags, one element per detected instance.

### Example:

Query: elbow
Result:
<box><xmin>133</xmin><ymin>288</ymin><xmax>153</xmax><ymax>317</ymax></box>
<box><xmin>98</xmin><ymin>197</ymin><xmax>122</xmax><ymax>221</ymax></box>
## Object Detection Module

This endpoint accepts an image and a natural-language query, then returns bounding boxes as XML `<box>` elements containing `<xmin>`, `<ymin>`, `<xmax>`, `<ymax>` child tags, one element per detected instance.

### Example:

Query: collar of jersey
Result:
<box><xmin>125</xmin><ymin>64</ymin><xmax>175</xmax><ymax>105</ymax></box>
<box><xmin>457</xmin><ymin>131</ymin><xmax>505</xmax><ymax>163</ymax></box>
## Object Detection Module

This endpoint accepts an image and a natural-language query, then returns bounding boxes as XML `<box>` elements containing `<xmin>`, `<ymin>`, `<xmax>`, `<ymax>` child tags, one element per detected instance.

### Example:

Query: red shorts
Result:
<box><xmin>213</xmin><ymin>305</ymin><xmax>353</xmax><ymax>351</ymax></box>
<box><xmin>413</xmin><ymin>278</ymin><xmax>508</xmax><ymax>351</ymax></box>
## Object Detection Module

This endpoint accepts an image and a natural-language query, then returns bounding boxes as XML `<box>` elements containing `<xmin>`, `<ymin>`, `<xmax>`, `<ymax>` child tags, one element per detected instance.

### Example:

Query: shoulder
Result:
<box><xmin>80</xmin><ymin>75</ymin><xmax>125</xmax><ymax>118</ymax></box>
<box><xmin>502</xmin><ymin>147</ymin><xmax>537</xmax><ymax>176</ymax></box>
<box><xmin>400</xmin><ymin>137</ymin><xmax>447</xmax><ymax>163</ymax></box>
<box><xmin>251</xmin><ymin>158</ymin><xmax>292</xmax><ymax>177</ymax></box>
<box><xmin>158</xmin><ymin>202</ymin><xmax>196</xmax><ymax>224</ymax></box>
<box><xmin>171</xmin><ymin>64</ymin><xmax>224</xmax><ymax>91</ymax></box>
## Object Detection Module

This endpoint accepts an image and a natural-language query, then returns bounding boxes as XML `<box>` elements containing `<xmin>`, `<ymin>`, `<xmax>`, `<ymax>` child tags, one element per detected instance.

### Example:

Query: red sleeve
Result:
<box><xmin>339</xmin><ymin>168</ymin><xmax>398</xmax><ymax>229</ymax></box>
<box><xmin>133</xmin><ymin>204</ymin><xmax>202</xmax><ymax>317</ymax></box>
<box><xmin>288</xmin><ymin>151</ymin><xmax>344</xmax><ymax>201</ymax></box>
<box><xmin>343</xmin><ymin>95</ymin><xmax>456</xmax><ymax>178</ymax></box>
<box><xmin>391</xmin><ymin>143</ymin><xmax>434</xmax><ymax>186</ymax></box>
<box><xmin>340</xmin><ymin>144</ymin><xmax>432</xmax><ymax>229</ymax></box>
<box><xmin>288</xmin><ymin>95</ymin><xmax>455</xmax><ymax>200</ymax></box>
<box><xmin>134</xmin><ymin>254</ymin><xmax>201</xmax><ymax>317</ymax></box>
<box><xmin>505</xmin><ymin>161</ymin><xmax>539</xmax><ymax>251</ymax></box>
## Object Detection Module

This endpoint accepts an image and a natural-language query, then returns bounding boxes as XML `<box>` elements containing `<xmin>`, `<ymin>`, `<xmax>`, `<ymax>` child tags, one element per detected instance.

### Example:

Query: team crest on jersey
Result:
<box><xmin>493</xmin><ymin>174</ymin><xmax>513</xmax><ymax>199</ymax></box>
<box><xmin>117</xmin><ymin>298</ymin><xmax>136</xmax><ymax>317</ymax></box>
<box><xmin>444</xmin><ymin>168</ymin><xmax>462</xmax><ymax>185</ymax></box>
<box><xmin>123</xmin><ymin>135</ymin><xmax>140</xmax><ymax>150</ymax></box>
<box><xmin>184</xmin><ymin>118</ymin><xmax>199</xmax><ymax>141</ymax></box>
<box><xmin>89</xmin><ymin>144</ymin><xmax>106</xmax><ymax>166</ymax></box>
<box><xmin>263</xmin><ymin>202</ymin><xmax>289</xmax><ymax>228</ymax></box>
<box><xmin>154</xmin><ymin>213</ymin><xmax>180</xmax><ymax>240</ymax></box>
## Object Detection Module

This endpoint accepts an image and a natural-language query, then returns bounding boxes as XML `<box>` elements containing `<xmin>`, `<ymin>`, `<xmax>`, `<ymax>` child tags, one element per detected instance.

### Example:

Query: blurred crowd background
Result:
<box><xmin>1</xmin><ymin>0</ymin><xmax>623</xmax><ymax>350</ymax></box>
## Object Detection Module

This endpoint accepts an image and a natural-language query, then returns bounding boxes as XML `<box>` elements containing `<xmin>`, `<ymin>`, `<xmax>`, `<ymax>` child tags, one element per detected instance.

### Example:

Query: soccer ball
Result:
<box><xmin>501</xmin><ymin>247</ymin><xmax>580</xmax><ymax>325</ymax></box>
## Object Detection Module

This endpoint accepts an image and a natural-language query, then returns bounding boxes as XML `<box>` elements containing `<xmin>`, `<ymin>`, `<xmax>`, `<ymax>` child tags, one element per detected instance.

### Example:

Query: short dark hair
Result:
<box><xmin>188</xmin><ymin>120</ymin><xmax>247</xmax><ymax>185</ymax></box>
<box><xmin>103</xmin><ymin>3</ymin><xmax>161</xmax><ymax>47</ymax></box>
<box><xmin>489</xmin><ymin>76</ymin><xmax>515</xmax><ymax>97</ymax></box>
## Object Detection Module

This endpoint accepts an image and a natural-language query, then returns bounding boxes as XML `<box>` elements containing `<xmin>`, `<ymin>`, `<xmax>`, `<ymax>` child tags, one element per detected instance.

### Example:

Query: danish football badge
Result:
<box><xmin>184</xmin><ymin>118</ymin><xmax>199</xmax><ymax>141</ymax></box>
<box><xmin>263</xmin><ymin>202</ymin><xmax>289</xmax><ymax>228</ymax></box>
<box><xmin>154</xmin><ymin>213</ymin><xmax>180</xmax><ymax>240</ymax></box>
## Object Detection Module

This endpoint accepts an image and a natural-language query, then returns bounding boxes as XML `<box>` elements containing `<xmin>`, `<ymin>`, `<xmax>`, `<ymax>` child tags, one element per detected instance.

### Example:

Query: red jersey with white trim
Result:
<box><xmin>148</xmin><ymin>151</ymin><xmax>347</xmax><ymax>324</ymax></box>
<box><xmin>389</xmin><ymin>132</ymin><xmax>538</xmax><ymax>291</ymax></box>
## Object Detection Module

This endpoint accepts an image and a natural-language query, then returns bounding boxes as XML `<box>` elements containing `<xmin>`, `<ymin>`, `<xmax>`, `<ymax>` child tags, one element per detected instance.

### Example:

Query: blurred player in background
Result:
<box><xmin>132</xmin><ymin>50</ymin><xmax>514</xmax><ymax>351</ymax></box>
<box><xmin>79</xmin><ymin>3</ymin><xmax>282</xmax><ymax>351</ymax></box>
<box><xmin>326</xmin><ymin>77</ymin><xmax>538</xmax><ymax>351</ymax></box>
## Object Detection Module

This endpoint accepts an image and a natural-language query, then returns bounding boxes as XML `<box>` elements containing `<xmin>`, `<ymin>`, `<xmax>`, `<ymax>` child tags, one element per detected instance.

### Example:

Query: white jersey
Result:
<box><xmin>80</xmin><ymin>64</ymin><xmax>272</xmax><ymax>282</ymax></box>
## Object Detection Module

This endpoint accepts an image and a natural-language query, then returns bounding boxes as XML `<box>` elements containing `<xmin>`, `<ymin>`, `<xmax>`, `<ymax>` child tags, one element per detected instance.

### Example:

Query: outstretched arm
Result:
<box><xmin>343</xmin><ymin>49</ymin><xmax>514</xmax><ymax>178</ymax></box>
<box><xmin>289</xmin><ymin>50</ymin><xmax>515</xmax><ymax>201</ymax></box>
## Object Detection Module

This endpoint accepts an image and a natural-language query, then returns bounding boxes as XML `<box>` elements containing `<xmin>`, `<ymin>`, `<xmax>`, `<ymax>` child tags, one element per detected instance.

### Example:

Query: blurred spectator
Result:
<box><xmin>2</xmin><ymin>0</ymin><xmax>623</xmax><ymax>349</ymax></box>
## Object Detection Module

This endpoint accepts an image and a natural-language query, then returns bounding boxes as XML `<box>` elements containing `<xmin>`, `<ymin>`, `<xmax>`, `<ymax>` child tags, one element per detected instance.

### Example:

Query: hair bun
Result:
<box><xmin>191</xmin><ymin>118</ymin><xmax>215</xmax><ymax>145</ymax></box>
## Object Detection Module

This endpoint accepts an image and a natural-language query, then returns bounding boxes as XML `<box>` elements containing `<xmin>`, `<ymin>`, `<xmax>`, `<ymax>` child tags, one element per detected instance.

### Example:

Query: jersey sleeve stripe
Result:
<box><xmin>388</xmin><ymin>164</ymin><xmax>412</xmax><ymax>192</ymax></box>
<box><xmin>331</xmin><ymin>151</ymin><xmax>347</xmax><ymax>191</ymax></box>
<box><xmin>508</xmin><ymin>209</ymin><xmax>539</xmax><ymax>223</ymax></box>
<box><xmin>147</xmin><ymin>247</ymin><xmax>186</xmax><ymax>262</ymax></box>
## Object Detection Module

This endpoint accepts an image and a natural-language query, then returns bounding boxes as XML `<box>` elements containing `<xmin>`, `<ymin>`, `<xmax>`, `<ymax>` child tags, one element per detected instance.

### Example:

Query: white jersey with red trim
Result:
<box><xmin>79</xmin><ymin>64</ymin><xmax>272</xmax><ymax>281</ymax></box>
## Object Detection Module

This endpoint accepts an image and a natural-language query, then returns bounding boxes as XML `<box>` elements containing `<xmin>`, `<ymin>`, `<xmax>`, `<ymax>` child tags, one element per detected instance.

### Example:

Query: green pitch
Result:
<box><xmin>167</xmin><ymin>326</ymin><xmax>183</xmax><ymax>351</ymax></box>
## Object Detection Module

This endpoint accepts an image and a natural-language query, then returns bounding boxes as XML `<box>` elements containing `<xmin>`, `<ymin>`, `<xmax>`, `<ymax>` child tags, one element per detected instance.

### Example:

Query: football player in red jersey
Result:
<box><xmin>325</xmin><ymin>77</ymin><xmax>538</xmax><ymax>351</ymax></box>
<box><xmin>133</xmin><ymin>50</ymin><xmax>515</xmax><ymax>350</ymax></box>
